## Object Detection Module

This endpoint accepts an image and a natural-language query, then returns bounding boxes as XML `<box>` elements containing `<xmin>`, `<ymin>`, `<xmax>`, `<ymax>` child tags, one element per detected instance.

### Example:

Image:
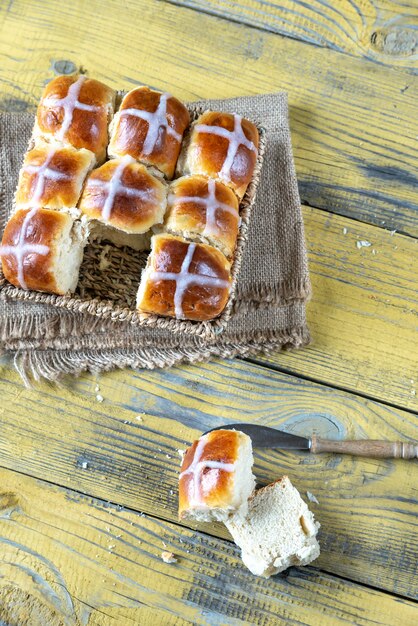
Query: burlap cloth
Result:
<box><xmin>0</xmin><ymin>92</ymin><xmax>311</xmax><ymax>380</ymax></box>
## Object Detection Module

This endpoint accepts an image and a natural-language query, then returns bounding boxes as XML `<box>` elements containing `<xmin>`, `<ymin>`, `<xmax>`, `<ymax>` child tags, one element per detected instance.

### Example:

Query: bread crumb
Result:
<box><xmin>390</xmin><ymin>229</ymin><xmax>396</xmax><ymax>236</ymax></box>
<box><xmin>306</xmin><ymin>491</ymin><xmax>319</xmax><ymax>504</ymax></box>
<box><xmin>342</xmin><ymin>227</ymin><xmax>347</xmax><ymax>235</ymax></box>
<box><xmin>356</xmin><ymin>240</ymin><xmax>371</xmax><ymax>249</ymax></box>
<box><xmin>99</xmin><ymin>245</ymin><xmax>112</xmax><ymax>270</ymax></box>
<box><xmin>177</xmin><ymin>449</ymin><xmax>186</xmax><ymax>460</ymax></box>
<box><xmin>96</xmin><ymin>394</ymin><xmax>104</xmax><ymax>403</ymax></box>
<box><xmin>166</xmin><ymin>454</ymin><xmax>172</xmax><ymax>459</ymax></box>
<box><xmin>80</xmin><ymin>461</ymin><xmax>89</xmax><ymax>469</ymax></box>
<box><xmin>161</xmin><ymin>551</ymin><xmax>177</xmax><ymax>564</ymax></box>
<box><xmin>135</xmin><ymin>415</ymin><xmax>144</xmax><ymax>422</ymax></box>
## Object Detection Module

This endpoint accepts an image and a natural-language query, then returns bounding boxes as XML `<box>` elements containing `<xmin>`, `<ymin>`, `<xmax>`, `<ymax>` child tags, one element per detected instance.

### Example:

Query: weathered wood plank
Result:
<box><xmin>0</xmin><ymin>0</ymin><xmax>416</xmax><ymax>234</ymax></box>
<box><xmin>0</xmin><ymin>359</ymin><xmax>417</xmax><ymax>598</ymax></box>
<box><xmin>260</xmin><ymin>206</ymin><xmax>418</xmax><ymax>411</ymax></box>
<box><xmin>173</xmin><ymin>0</ymin><xmax>418</xmax><ymax>68</ymax></box>
<box><xmin>0</xmin><ymin>468</ymin><xmax>417</xmax><ymax>626</ymax></box>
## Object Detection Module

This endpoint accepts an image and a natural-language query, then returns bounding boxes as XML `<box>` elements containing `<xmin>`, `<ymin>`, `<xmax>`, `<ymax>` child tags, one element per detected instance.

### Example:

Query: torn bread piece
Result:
<box><xmin>179</xmin><ymin>429</ymin><xmax>255</xmax><ymax>522</ymax></box>
<box><xmin>225</xmin><ymin>477</ymin><xmax>320</xmax><ymax>578</ymax></box>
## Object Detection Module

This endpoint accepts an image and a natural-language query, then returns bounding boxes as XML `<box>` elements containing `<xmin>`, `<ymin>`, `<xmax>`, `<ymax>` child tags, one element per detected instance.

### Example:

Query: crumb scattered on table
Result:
<box><xmin>306</xmin><ymin>491</ymin><xmax>319</xmax><ymax>504</ymax></box>
<box><xmin>161</xmin><ymin>551</ymin><xmax>177</xmax><ymax>564</ymax></box>
<box><xmin>356</xmin><ymin>240</ymin><xmax>372</xmax><ymax>249</ymax></box>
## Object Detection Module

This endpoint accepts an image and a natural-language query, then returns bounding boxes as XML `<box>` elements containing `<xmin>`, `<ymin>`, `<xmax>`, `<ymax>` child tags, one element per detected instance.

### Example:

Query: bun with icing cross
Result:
<box><xmin>178</xmin><ymin>429</ymin><xmax>255</xmax><ymax>523</ymax></box>
<box><xmin>34</xmin><ymin>75</ymin><xmax>115</xmax><ymax>164</ymax></box>
<box><xmin>0</xmin><ymin>208</ymin><xmax>87</xmax><ymax>295</ymax></box>
<box><xmin>108</xmin><ymin>87</ymin><xmax>190</xmax><ymax>179</ymax></box>
<box><xmin>136</xmin><ymin>233</ymin><xmax>232</xmax><ymax>322</ymax></box>
<box><xmin>177</xmin><ymin>111</ymin><xmax>259</xmax><ymax>200</ymax></box>
<box><xmin>79</xmin><ymin>156</ymin><xmax>168</xmax><ymax>250</ymax></box>
<box><xmin>15</xmin><ymin>143</ymin><xmax>95</xmax><ymax>213</ymax></box>
<box><xmin>164</xmin><ymin>175</ymin><xmax>239</xmax><ymax>259</ymax></box>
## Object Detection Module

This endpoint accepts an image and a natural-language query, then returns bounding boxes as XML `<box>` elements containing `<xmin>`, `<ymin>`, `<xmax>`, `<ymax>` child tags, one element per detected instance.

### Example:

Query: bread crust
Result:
<box><xmin>79</xmin><ymin>157</ymin><xmax>167</xmax><ymax>233</ymax></box>
<box><xmin>1</xmin><ymin>208</ymin><xmax>75</xmax><ymax>293</ymax></box>
<box><xmin>108</xmin><ymin>87</ymin><xmax>190</xmax><ymax>179</ymax></box>
<box><xmin>15</xmin><ymin>144</ymin><xmax>95</xmax><ymax>210</ymax></box>
<box><xmin>178</xmin><ymin>430</ymin><xmax>243</xmax><ymax>518</ymax></box>
<box><xmin>178</xmin><ymin>111</ymin><xmax>259</xmax><ymax>199</ymax></box>
<box><xmin>35</xmin><ymin>75</ymin><xmax>115</xmax><ymax>163</ymax></box>
<box><xmin>165</xmin><ymin>175</ymin><xmax>239</xmax><ymax>258</ymax></box>
<box><xmin>137</xmin><ymin>233</ymin><xmax>231</xmax><ymax>321</ymax></box>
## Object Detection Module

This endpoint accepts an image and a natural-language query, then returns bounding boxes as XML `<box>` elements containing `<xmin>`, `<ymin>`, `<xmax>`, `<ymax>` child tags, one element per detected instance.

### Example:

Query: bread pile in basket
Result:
<box><xmin>0</xmin><ymin>75</ymin><xmax>260</xmax><ymax>322</ymax></box>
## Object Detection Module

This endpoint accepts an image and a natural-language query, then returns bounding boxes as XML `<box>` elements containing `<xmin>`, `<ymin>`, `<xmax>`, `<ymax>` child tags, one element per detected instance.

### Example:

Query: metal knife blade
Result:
<box><xmin>204</xmin><ymin>423</ymin><xmax>311</xmax><ymax>450</ymax></box>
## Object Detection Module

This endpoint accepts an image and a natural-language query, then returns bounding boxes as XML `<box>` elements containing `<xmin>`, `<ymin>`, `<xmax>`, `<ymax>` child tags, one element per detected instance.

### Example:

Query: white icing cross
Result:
<box><xmin>179</xmin><ymin>435</ymin><xmax>235</xmax><ymax>505</ymax></box>
<box><xmin>87</xmin><ymin>155</ymin><xmax>154</xmax><ymax>221</ymax></box>
<box><xmin>43</xmin><ymin>75</ymin><xmax>102</xmax><ymax>141</ymax></box>
<box><xmin>23</xmin><ymin>148</ymin><xmax>72</xmax><ymax>204</ymax></box>
<box><xmin>0</xmin><ymin>208</ymin><xmax>49</xmax><ymax>290</ymax></box>
<box><xmin>169</xmin><ymin>179</ymin><xmax>238</xmax><ymax>238</ymax></box>
<box><xmin>195</xmin><ymin>113</ymin><xmax>257</xmax><ymax>182</ymax></box>
<box><xmin>120</xmin><ymin>92</ymin><xmax>182</xmax><ymax>156</ymax></box>
<box><xmin>149</xmin><ymin>242</ymin><xmax>230</xmax><ymax>319</ymax></box>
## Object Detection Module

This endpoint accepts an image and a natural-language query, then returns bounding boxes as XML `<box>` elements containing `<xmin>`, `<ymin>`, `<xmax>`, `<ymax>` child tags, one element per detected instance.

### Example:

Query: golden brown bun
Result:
<box><xmin>15</xmin><ymin>143</ymin><xmax>95</xmax><ymax>211</ymax></box>
<box><xmin>165</xmin><ymin>175</ymin><xmax>239</xmax><ymax>258</ymax></box>
<box><xmin>0</xmin><ymin>208</ymin><xmax>86</xmax><ymax>295</ymax></box>
<box><xmin>136</xmin><ymin>233</ymin><xmax>231</xmax><ymax>321</ymax></box>
<box><xmin>178</xmin><ymin>430</ymin><xmax>254</xmax><ymax>521</ymax></box>
<box><xmin>108</xmin><ymin>87</ymin><xmax>190</xmax><ymax>179</ymax></box>
<box><xmin>78</xmin><ymin>156</ymin><xmax>167</xmax><ymax>234</ymax></box>
<box><xmin>178</xmin><ymin>111</ymin><xmax>259</xmax><ymax>200</ymax></box>
<box><xmin>35</xmin><ymin>75</ymin><xmax>115</xmax><ymax>163</ymax></box>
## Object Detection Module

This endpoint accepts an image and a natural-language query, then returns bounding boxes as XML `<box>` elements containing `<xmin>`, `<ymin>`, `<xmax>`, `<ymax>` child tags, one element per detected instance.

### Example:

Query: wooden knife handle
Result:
<box><xmin>310</xmin><ymin>435</ymin><xmax>418</xmax><ymax>459</ymax></box>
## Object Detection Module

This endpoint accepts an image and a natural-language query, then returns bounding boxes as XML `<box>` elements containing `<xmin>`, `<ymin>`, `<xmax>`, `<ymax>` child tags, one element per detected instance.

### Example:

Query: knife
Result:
<box><xmin>204</xmin><ymin>424</ymin><xmax>418</xmax><ymax>459</ymax></box>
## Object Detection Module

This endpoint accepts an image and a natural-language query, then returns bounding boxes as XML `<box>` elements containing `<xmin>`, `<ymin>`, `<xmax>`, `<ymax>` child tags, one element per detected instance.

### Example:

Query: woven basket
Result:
<box><xmin>0</xmin><ymin>102</ymin><xmax>266</xmax><ymax>340</ymax></box>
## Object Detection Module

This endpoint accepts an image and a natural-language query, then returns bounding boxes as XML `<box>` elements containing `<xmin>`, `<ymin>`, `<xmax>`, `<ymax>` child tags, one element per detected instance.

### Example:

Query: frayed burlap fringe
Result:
<box><xmin>10</xmin><ymin>327</ymin><xmax>310</xmax><ymax>383</ymax></box>
<box><xmin>2</xmin><ymin>324</ymin><xmax>310</xmax><ymax>353</ymax></box>
<box><xmin>0</xmin><ymin>310</ymin><xmax>110</xmax><ymax>342</ymax></box>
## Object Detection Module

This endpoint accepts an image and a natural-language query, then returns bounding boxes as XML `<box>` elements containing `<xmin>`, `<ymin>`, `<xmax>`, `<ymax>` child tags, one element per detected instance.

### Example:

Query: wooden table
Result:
<box><xmin>0</xmin><ymin>1</ymin><xmax>417</xmax><ymax>624</ymax></box>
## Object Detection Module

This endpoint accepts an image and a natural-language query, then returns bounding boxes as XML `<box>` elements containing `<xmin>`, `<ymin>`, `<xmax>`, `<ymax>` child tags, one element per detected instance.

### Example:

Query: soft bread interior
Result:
<box><xmin>225</xmin><ymin>477</ymin><xmax>320</xmax><ymax>578</ymax></box>
<box><xmin>54</xmin><ymin>218</ymin><xmax>88</xmax><ymax>294</ymax></box>
<box><xmin>89</xmin><ymin>221</ymin><xmax>152</xmax><ymax>251</ymax></box>
<box><xmin>181</xmin><ymin>431</ymin><xmax>256</xmax><ymax>523</ymax></box>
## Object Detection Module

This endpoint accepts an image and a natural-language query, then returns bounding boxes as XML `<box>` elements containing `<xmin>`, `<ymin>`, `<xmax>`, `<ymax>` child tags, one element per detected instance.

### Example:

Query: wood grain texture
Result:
<box><xmin>2</xmin><ymin>468</ymin><xmax>417</xmax><ymax>626</ymax></box>
<box><xmin>0</xmin><ymin>360</ymin><xmax>417</xmax><ymax>598</ymax></box>
<box><xmin>259</xmin><ymin>207</ymin><xmax>418</xmax><ymax>411</ymax></box>
<box><xmin>310</xmin><ymin>435</ymin><xmax>418</xmax><ymax>458</ymax></box>
<box><xmin>0</xmin><ymin>0</ymin><xmax>417</xmax><ymax>234</ymax></box>
<box><xmin>174</xmin><ymin>0</ymin><xmax>418</xmax><ymax>68</ymax></box>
